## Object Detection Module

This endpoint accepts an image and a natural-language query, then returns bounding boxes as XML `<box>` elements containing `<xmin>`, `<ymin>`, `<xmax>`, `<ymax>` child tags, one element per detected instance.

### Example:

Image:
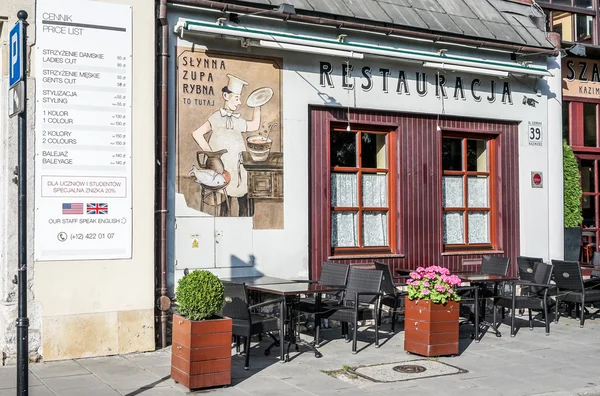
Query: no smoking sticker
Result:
<box><xmin>531</xmin><ymin>171</ymin><xmax>543</xmax><ymax>188</ymax></box>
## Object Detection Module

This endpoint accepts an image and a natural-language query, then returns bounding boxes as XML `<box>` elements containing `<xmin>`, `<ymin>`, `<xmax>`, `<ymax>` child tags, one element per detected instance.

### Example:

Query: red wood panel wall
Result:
<box><xmin>309</xmin><ymin>106</ymin><xmax>520</xmax><ymax>279</ymax></box>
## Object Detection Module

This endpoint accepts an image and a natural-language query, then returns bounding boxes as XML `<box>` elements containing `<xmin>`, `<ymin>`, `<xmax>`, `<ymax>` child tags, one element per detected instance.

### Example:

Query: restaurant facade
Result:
<box><xmin>0</xmin><ymin>0</ymin><xmax>565</xmax><ymax>361</ymax></box>
<box><xmin>167</xmin><ymin>0</ymin><xmax>564</xmax><ymax>289</ymax></box>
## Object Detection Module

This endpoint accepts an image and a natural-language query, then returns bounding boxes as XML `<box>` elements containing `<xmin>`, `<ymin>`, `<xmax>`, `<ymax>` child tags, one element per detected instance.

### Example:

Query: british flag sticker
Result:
<box><xmin>87</xmin><ymin>203</ymin><xmax>108</xmax><ymax>215</ymax></box>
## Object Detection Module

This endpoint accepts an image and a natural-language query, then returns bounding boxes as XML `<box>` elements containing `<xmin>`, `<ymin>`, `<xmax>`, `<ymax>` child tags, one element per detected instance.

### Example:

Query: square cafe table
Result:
<box><xmin>245</xmin><ymin>282</ymin><xmax>346</xmax><ymax>362</ymax></box>
<box><xmin>220</xmin><ymin>275</ymin><xmax>299</xmax><ymax>285</ymax></box>
<box><xmin>459</xmin><ymin>272</ymin><xmax>518</xmax><ymax>340</ymax></box>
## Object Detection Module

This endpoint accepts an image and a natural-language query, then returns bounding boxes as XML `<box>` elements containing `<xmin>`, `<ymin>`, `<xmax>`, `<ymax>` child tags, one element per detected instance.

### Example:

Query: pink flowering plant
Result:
<box><xmin>407</xmin><ymin>266</ymin><xmax>462</xmax><ymax>304</ymax></box>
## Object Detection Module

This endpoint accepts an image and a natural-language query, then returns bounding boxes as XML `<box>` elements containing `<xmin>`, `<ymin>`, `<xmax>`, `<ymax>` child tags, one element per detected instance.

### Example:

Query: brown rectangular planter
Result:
<box><xmin>403</xmin><ymin>297</ymin><xmax>459</xmax><ymax>357</ymax></box>
<box><xmin>171</xmin><ymin>314</ymin><xmax>232</xmax><ymax>390</ymax></box>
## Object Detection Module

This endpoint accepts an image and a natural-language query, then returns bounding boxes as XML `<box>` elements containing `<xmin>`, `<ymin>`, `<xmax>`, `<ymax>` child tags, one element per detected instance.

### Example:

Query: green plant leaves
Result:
<box><xmin>175</xmin><ymin>270</ymin><xmax>225</xmax><ymax>321</ymax></box>
<box><xmin>563</xmin><ymin>140</ymin><xmax>583</xmax><ymax>228</ymax></box>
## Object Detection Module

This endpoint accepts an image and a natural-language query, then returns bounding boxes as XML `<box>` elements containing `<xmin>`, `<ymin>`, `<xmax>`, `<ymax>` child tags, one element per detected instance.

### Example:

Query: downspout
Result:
<box><xmin>156</xmin><ymin>0</ymin><xmax>171</xmax><ymax>349</ymax></box>
<box><xmin>168</xmin><ymin>0</ymin><xmax>559</xmax><ymax>56</ymax></box>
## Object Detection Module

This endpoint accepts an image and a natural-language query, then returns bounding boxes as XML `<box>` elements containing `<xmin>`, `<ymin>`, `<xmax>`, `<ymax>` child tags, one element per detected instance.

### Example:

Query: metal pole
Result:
<box><xmin>16</xmin><ymin>9</ymin><xmax>29</xmax><ymax>396</ymax></box>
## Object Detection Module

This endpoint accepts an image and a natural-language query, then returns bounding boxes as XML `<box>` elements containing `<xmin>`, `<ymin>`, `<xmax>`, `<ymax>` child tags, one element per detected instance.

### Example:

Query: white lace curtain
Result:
<box><xmin>331</xmin><ymin>173</ymin><xmax>388</xmax><ymax>247</ymax></box>
<box><xmin>442</xmin><ymin>175</ymin><xmax>489</xmax><ymax>244</ymax></box>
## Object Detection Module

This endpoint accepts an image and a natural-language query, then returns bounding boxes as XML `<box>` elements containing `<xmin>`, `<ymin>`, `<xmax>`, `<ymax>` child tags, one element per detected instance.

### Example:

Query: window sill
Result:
<box><xmin>441</xmin><ymin>250</ymin><xmax>504</xmax><ymax>256</ymax></box>
<box><xmin>328</xmin><ymin>253</ymin><xmax>406</xmax><ymax>260</ymax></box>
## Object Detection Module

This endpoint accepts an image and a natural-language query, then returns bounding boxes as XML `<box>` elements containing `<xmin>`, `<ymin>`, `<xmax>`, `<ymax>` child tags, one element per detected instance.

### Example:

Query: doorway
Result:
<box><xmin>579</xmin><ymin>157</ymin><xmax>599</xmax><ymax>263</ymax></box>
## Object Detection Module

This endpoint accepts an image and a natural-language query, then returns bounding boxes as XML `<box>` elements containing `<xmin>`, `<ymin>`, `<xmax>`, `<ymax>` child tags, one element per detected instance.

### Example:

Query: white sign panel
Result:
<box><xmin>35</xmin><ymin>0</ymin><xmax>132</xmax><ymax>261</ymax></box>
<box><xmin>528</xmin><ymin>121</ymin><xmax>543</xmax><ymax>147</ymax></box>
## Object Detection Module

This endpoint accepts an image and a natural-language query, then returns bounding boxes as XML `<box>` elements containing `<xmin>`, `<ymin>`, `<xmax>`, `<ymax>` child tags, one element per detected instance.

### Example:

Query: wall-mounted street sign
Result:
<box><xmin>8</xmin><ymin>80</ymin><xmax>25</xmax><ymax>117</ymax></box>
<box><xmin>9</xmin><ymin>20</ymin><xmax>24</xmax><ymax>88</ymax></box>
<box><xmin>527</xmin><ymin>121</ymin><xmax>543</xmax><ymax>147</ymax></box>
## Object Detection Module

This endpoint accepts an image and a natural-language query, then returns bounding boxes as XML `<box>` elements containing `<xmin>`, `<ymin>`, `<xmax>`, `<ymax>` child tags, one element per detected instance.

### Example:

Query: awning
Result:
<box><xmin>174</xmin><ymin>18</ymin><xmax>553</xmax><ymax>78</ymax></box>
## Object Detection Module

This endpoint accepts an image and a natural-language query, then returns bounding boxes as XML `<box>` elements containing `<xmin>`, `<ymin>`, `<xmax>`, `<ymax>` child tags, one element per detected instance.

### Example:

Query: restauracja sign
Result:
<box><xmin>319</xmin><ymin>61</ymin><xmax>513</xmax><ymax>104</ymax></box>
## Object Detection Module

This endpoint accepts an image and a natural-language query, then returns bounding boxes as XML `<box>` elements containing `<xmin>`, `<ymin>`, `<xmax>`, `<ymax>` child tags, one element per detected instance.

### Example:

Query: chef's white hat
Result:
<box><xmin>226</xmin><ymin>73</ymin><xmax>248</xmax><ymax>95</ymax></box>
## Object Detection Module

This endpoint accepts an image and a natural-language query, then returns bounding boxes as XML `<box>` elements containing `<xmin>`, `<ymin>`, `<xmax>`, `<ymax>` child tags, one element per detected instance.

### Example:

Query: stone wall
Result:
<box><xmin>0</xmin><ymin>0</ymin><xmax>40</xmax><ymax>364</ymax></box>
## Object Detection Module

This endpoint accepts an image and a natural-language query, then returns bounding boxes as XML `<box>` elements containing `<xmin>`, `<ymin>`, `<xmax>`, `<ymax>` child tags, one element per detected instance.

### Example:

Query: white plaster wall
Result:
<box><xmin>0</xmin><ymin>0</ymin><xmax>41</xmax><ymax>362</ymax></box>
<box><xmin>168</xmin><ymin>8</ymin><xmax>554</xmax><ymax>284</ymax></box>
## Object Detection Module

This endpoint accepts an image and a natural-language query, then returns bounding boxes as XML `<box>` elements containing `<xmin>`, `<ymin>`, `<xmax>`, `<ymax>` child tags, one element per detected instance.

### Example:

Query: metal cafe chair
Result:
<box><xmin>374</xmin><ymin>261</ymin><xmax>408</xmax><ymax>333</ymax></box>
<box><xmin>515</xmin><ymin>256</ymin><xmax>545</xmax><ymax>316</ymax></box>
<box><xmin>517</xmin><ymin>256</ymin><xmax>544</xmax><ymax>282</ymax></box>
<box><xmin>220</xmin><ymin>282</ymin><xmax>283</xmax><ymax>369</ymax></box>
<box><xmin>296</xmin><ymin>262</ymin><xmax>350</xmax><ymax>344</ymax></box>
<box><xmin>493</xmin><ymin>262</ymin><xmax>555</xmax><ymax>336</ymax></box>
<box><xmin>551</xmin><ymin>259</ymin><xmax>600</xmax><ymax>328</ymax></box>
<box><xmin>325</xmin><ymin>267</ymin><xmax>383</xmax><ymax>354</ymax></box>
<box><xmin>478</xmin><ymin>255</ymin><xmax>511</xmax><ymax>319</ymax></box>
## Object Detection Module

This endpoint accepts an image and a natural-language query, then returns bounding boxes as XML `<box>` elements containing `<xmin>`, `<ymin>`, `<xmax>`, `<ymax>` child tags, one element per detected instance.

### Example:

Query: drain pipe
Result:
<box><xmin>156</xmin><ymin>0</ymin><xmax>171</xmax><ymax>349</ymax></box>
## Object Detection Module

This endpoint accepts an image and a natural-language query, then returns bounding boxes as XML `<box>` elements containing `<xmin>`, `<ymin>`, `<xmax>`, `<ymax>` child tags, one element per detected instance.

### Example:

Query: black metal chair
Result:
<box><xmin>296</xmin><ymin>262</ymin><xmax>350</xmax><ymax>343</ymax></box>
<box><xmin>297</xmin><ymin>262</ymin><xmax>349</xmax><ymax>304</ymax></box>
<box><xmin>220</xmin><ymin>282</ymin><xmax>284</xmax><ymax>369</ymax></box>
<box><xmin>587</xmin><ymin>251</ymin><xmax>600</xmax><ymax>281</ymax></box>
<box><xmin>494</xmin><ymin>262</ymin><xmax>555</xmax><ymax>336</ymax></box>
<box><xmin>374</xmin><ymin>261</ymin><xmax>408</xmax><ymax>333</ymax></box>
<box><xmin>481</xmin><ymin>255</ymin><xmax>510</xmax><ymax>276</ymax></box>
<box><xmin>325</xmin><ymin>267</ymin><xmax>383</xmax><ymax>354</ymax></box>
<box><xmin>478</xmin><ymin>255</ymin><xmax>511</xmax><ymax>318</ymax></box>
<box><xmin>517</xmin><ymin>256</ymin><xmax>544</xmax><ymax>282</ymax></box>
<box><xmin>551</xmin><ymin>259</ymin><xmax>600</xmax><ymax>328</ymax></box>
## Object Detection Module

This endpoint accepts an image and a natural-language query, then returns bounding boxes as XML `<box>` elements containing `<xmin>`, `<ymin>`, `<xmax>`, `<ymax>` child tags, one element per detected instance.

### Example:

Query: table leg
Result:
<box><xmin>279</xmin><ymin>298</ymin><xmax>285</xmax><ymax>363</ymax></box>
<box><xmin>511</xmin><ymin>281</ymin><xmax>516</xmax><ymax>337</ymax></box>
<box><xmin>479</xmin><ymin>284</ymin><xmax>502</xmax><ymax>338</ymax></box>
<box><xmin>474</xmin><ymin>287</ymin><xmax>480</xmax><ymax>342</ymax></box>
<box><xmin>314</xmin><ymin>293</ymin><xmax>321</xmax><ymax>346</ymax></box>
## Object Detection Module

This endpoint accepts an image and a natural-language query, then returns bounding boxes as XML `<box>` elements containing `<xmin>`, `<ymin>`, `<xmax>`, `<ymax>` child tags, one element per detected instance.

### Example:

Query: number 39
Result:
<box><xmin>529</xmin><ymin>127</ymin><xmax>541</xmax><ymax>140</ymax></box>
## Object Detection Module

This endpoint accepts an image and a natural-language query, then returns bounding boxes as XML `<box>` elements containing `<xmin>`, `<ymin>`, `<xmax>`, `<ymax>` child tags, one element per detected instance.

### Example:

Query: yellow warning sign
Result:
<box><xmin>192</xmin><ymin>239</ymin><xmax>199</xmax><ymax>248</ymax></box>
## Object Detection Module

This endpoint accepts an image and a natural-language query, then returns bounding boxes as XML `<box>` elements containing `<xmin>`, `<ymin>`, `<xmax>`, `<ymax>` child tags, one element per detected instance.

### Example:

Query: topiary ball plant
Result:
<box><xmin>563</xmin><ymin>140</ymin><xmax>583</xmax><ymax>228</ymax></box>
<box><xmin>176</xmin><ymin>270</ymin><xmax>225</xmax><ymax>321</ymax></box>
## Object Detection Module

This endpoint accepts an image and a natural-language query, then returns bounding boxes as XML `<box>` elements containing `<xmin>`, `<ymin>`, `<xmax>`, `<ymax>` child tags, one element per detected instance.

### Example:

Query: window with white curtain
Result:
<box><xmin>330</xmin><ymin>128</ymin><xmax>393</xmax><ymax>254</ymax></box>
<box><xmin>442</xmin><ymin>135</ymin><xmax>495</xmax><ymax>251</ymax></box>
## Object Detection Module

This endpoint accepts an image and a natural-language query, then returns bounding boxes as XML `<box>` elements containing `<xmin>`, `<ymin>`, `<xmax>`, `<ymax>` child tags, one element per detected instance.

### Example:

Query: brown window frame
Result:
<box><xmin>330</xmin><ymin>126</ymin><xmax>397</xmax><ymax>256</ymax></box>
<box><xmin>540</xmin><ymin>0</ymin><xmax>597</xmax><ymax>45</ymax></box>
<box><xmin>441</xmin><ymin>133</ymin><xmax>498</xmax><ymax>252</ymax></box>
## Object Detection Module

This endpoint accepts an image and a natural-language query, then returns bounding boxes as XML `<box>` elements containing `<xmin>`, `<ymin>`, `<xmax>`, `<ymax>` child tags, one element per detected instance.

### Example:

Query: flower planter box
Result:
<box><xmin>403</xmin><ymin>297</ymin><xmax>459</xmax><ymax>357</ymax></box>
<box><xmin>171</xmin><ymin>313</ymin><xmax>232</xmax><ymax>390</ymax></box>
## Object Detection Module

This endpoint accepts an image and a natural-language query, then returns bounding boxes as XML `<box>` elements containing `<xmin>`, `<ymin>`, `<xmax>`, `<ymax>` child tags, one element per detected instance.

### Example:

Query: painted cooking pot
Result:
<box><xmin>246</xmin><ymin>136</ymin><xmax>272</xmax><ymax>162</ymax></box>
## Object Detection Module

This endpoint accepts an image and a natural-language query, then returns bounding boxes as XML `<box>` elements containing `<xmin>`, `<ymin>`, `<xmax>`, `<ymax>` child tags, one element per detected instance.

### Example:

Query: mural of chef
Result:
<box><xmin>192</xmin><ymin>73</ymin><xmax>272</xmax><ymax>216</ymax></box>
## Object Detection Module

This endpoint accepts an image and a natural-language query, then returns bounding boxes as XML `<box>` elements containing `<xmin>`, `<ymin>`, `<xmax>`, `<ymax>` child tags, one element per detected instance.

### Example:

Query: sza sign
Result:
<box><xmin>565</xmin><ymin>59</ymin><xmax>600</xmax><ymax>96</ymax></box>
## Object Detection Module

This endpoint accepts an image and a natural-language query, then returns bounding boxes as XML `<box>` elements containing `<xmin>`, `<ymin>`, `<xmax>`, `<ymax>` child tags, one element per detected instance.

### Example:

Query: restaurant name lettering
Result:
<box><xmin>564</xmin><ymin>59</ymin><xmax>600</xmax><ymax>97</ymax></box>
<box><xmin>319</xmin><ymin>61</ymin><xmax>513</xmax><ymax>104</ymax></box>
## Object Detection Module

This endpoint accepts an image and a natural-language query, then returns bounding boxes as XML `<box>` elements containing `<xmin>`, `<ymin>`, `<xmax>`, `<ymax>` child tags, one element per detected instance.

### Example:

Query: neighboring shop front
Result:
<box><xmin>562</xmin><ymin>55</ymin><xmax>600</xmax><ymax>263</ymax></box>
<box><xmin>167</xmin><ymin>1</ymin><xmax>562</xmax><ymax>284</ymax></box>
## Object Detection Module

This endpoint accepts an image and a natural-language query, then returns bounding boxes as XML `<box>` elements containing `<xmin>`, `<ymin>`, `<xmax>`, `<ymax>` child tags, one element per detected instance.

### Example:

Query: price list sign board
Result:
<box><xmin>35</xmin><ymin>0</ymin><xmax>132</xmax><ymax>261</ymax></box>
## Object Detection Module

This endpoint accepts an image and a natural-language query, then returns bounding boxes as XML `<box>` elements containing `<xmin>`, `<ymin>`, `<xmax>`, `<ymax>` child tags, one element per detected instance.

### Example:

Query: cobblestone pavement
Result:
<box><xmin>1</xmin><ymin>312</ymin><xmax>600</xmax><ymax>396</ymax></box>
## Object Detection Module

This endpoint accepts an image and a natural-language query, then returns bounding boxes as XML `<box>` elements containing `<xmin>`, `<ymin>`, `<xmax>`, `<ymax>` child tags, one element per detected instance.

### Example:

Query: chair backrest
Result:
<box><xmin>517</xmin><ymin>256</ymin><xmax>544</xmax><ymax>282</ymax></box>
<box><xmin>591</xmin><ymin>252</ymin><xmax>600</xmax><ymax>278</ymax></box>
<box><xmin>220</xmin><ymin>282</ymin><xmax>250</xmax><ymax>320</ymax></box>
<box><xmin>344</xmin><ymin>267</ymin><xmax>383</xmax><ymax>305</ymax></box>
<box><xmin>480</xmin><ymin>255</ymin><xmax>510</xmax><ymax>276</ymax></box>
<box><xmin>551</xmin><ymin>260</ymin><xmax>584</xmax><ymax>292</ymax></box>
<box><xmin>373</xmin><ymin>261</ymin><xmax>397</xmax><ymax>295</ymax></box>
<box><xmin>319</xmin><ymin>262</ymin><xmax>350</xmax><ymax>286</ymax></box>
<box><xmin>528</xmin><ymin>262</ymin><xmax>554</xmax><ymax>294</ymax></box>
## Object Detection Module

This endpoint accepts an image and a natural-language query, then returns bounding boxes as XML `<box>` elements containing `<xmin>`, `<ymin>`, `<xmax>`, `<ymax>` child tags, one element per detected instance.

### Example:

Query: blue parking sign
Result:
<box><xmin>9</xmin><ymin>21</ymin><xmax>23</xmax><ymax>88</ymax></box>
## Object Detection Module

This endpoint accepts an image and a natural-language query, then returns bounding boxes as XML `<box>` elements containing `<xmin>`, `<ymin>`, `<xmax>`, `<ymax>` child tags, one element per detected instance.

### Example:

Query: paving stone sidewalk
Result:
<box><xmin>1</xmin><ymin>314</ymin><xmax>600</xmax><ymax>396</ymax></box>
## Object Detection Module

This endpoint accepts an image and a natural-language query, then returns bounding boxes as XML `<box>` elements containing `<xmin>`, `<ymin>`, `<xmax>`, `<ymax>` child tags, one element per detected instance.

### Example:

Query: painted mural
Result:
<box><xmin>176</xmin><ymin>48</ymin><xmax>283</xmax><ymax>229</ymax></box>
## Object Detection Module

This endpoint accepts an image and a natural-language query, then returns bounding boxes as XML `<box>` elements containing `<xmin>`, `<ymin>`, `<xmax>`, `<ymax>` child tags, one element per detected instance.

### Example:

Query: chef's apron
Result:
<box><xmin>207</xmin><ymin>110</ymin><xmax>248</xmax><ymax>197</ymax></box>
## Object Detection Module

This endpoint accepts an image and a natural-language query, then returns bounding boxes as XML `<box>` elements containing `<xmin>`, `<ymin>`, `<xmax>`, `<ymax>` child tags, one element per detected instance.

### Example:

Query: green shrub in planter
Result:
<box><xmin>563</xmin><ymin>140</ymin><xmax>583</xmax><ymax>228</ymax></box>
<box><xmin>176</xmin><ymin>270</ymin><xmax>224</xmax><ymax>321</ymax></box>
